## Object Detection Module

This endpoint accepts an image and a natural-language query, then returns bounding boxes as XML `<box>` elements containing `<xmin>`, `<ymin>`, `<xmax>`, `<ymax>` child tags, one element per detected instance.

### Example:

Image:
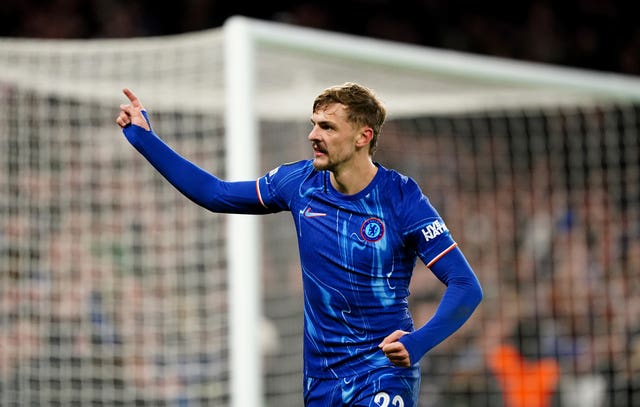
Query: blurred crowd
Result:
<box><xmin>378</xmin><ymin>107</ymin><xmax>640</xmax><ymax>406</ymax></box>
<box><xmin>1</xmin><ymin>0</ymin><xmax>639</xmax><ymax>76</ymax></box>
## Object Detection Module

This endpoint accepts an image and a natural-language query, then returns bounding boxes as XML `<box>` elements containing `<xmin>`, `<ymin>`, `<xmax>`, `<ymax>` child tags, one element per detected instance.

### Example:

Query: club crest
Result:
<box><xmin>360</xmin><ymin>218</ymin><xmax>385</xmax><ymax>242</ymax></box>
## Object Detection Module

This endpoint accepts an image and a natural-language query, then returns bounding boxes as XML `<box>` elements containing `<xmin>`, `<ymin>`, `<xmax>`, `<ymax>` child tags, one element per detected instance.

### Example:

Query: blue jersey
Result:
<box><xmin>122</xmin><ymin>122</ymin><xmax>481</xmax><ymax>388</ymax></box>
<box><xmin>256</xmin><ymin>160</ymin><xmax>457</xmax><ymax>378</ymax></box>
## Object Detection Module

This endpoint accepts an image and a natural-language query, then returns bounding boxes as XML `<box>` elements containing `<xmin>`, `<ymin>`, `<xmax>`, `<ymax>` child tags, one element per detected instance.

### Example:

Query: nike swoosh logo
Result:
<box><xmin>303</xmin><ymin>207</ymin><xmax>326</xmax><ymax>218</ymax></box>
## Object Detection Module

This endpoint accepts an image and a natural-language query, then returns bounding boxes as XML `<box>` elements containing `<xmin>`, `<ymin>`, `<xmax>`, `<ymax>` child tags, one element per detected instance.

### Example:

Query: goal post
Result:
<box><xmin>0</xmin><ymin>14</ymin><xmax>639</xmax><ymax>407</ymax></box>
<box><xmin>223</xmin><ymin>17</ymin><xmax>262</xmax><ymax>407</ymax></box>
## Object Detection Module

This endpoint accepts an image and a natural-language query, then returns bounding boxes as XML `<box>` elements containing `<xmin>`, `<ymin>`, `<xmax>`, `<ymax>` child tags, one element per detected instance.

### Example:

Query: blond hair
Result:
<box><xmin>313</xmin><ymin>82</ymin><xmax>386</xmax><ymax>155</ymax></box>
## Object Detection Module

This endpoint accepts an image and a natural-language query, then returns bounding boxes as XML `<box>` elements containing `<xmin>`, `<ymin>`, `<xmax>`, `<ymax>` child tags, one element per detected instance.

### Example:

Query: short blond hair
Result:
<box><xmin>313</xmin><ymin>82</ymin><xmax>386</xmax><ymax>155</ymax></box>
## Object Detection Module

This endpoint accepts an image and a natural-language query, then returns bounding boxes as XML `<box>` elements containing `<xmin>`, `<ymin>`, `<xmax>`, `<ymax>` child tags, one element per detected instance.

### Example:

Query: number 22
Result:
<box><xmin>374</xmin><ymin>392</ymin><xmax>404</xmax><ymax>407</ymax></box>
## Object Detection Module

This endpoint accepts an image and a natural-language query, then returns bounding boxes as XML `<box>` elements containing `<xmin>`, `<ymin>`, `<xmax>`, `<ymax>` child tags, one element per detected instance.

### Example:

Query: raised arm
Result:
<box><xmin>116</xmin><ymin>88</ymin><xmax>271</xmax><ymax>215</ymax></box>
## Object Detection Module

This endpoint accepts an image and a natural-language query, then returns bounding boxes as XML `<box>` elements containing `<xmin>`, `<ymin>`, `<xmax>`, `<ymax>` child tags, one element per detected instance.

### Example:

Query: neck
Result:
<box><xmin>330</xmin><ymin>158</ymin><xmax>378</xmax><ymax>195</ymax></box>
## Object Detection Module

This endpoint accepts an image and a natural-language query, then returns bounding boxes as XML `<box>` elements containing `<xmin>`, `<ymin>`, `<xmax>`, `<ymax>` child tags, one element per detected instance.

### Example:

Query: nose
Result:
<box><xmin>308</xmin><ymin>125</ymin><xmax>319</xmax><ymax>141</ymax></box>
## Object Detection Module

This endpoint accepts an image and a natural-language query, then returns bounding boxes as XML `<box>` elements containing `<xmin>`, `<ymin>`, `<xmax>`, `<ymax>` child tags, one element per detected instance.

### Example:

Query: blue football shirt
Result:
<box><xmin>256</xmin><ymin>159</ymin><xmax>457</xmax><ymax>378</ymax></box>
<box><xmin>121</xmin><ymin>122</ymin><xmax>477</xmax><ymax>382</ymax></box>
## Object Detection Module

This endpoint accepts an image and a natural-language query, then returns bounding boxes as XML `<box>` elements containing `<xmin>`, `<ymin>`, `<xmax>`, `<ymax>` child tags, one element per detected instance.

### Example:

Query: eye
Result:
<box><xmin>320</xmin><ymin>122</ymin><xmax>335</xmax><ymax>131</ymax></box>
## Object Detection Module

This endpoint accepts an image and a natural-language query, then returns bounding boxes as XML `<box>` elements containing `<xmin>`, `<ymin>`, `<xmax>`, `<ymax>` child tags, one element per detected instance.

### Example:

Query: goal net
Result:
<box><xmin>1</xmin><ymin>16</ymin><xmax>639</xmax><ymax>407</ymax></box>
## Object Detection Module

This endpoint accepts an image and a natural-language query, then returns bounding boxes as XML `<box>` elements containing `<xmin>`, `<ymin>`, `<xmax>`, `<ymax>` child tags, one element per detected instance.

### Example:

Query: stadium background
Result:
<box><xmin>1</xmin><ymin>1</ymin><xmax>640</xmax><ymax>407</ymax></box>
<box><xmin>1</xmin><ymin>0</ymin><xmax>639</xmax><ymax>76</ymax></box>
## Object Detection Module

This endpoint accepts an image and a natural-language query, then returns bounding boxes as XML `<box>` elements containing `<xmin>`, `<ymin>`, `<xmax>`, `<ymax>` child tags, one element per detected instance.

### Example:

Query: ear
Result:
<box><xmin>355</xmin><ymin>127</ymin><xmax>374</xmax><ymax>149</ymax></box>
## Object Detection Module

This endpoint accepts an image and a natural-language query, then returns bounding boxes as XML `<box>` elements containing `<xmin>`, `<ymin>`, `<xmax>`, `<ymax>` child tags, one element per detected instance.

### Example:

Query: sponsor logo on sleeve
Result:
<box><xmin>421</xmin><ymin>220</ymin><xmax>448</xmax><ymax>242</ymax></box>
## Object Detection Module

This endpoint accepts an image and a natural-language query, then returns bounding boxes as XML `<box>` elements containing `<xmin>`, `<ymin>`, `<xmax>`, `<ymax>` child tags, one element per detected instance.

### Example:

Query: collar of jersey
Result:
<box><xmin>324</xmin><ymin>162</ymin><xmax>384</xmax><ymax>201</ymax></box>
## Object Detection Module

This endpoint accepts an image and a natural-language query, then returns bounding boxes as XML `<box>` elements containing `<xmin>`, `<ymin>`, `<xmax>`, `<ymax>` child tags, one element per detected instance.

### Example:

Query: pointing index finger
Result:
<box><xmin>122</xmin><ymin>88</ymin><xmax>143</xmax><ymax>109</ymax></box>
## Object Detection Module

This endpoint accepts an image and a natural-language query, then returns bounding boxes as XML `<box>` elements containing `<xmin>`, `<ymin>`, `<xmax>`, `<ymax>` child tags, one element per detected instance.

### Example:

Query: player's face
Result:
<box><xmin>308</xmin><ymin>103</ymin><xmax>361</xmax><ymax>172</ymax></box>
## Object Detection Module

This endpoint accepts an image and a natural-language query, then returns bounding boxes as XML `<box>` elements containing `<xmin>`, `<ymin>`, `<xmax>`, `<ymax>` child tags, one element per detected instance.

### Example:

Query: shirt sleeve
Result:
<box><xmin>255</xmin><ymin>160</ymin><xmax>311</xmax><ymax>212</ymax></box>
<box><xmin>400</xmin><ymin>177</ymin><xmax>457</xmax><ymax>266</ymax></box>
<box><xmin>399</xmin><ymin>246</ymin><xmax>482</xmax><ymax>364</ymax></box>
<box><xmin>122</xmin><ymin>121</ymin><xmax>271</xmax><ymax>214</ymax></box>
<box><xmin>397</xmin><ymin>176</ymin><xmax>483</xmax><ymax>364</ymax></box>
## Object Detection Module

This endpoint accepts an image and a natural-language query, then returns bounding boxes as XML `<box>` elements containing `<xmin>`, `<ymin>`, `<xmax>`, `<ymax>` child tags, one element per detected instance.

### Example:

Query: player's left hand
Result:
<box><xmin>378</xmin><ymin>330</ymin><xmax>411</xmax><ymax>367</ymax></box>
<box><xmin>116</xmin><ymin>88</ymin><xmax>151</xmax><ymax>131</ymax></box>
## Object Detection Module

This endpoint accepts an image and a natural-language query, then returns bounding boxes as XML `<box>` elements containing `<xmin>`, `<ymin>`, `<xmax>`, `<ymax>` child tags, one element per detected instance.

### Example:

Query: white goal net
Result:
<box><xmin>1</xmin><ymin>16</ymin><xmax>639</xmax><ymax>407</ymax></box>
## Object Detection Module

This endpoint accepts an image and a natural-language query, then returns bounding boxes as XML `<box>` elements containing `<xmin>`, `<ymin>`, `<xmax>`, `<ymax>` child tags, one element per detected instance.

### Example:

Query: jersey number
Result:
<box><xmin>374</xmin><ymin>392</ymin><xmax>404</xmax><ymax>407</ymax></box>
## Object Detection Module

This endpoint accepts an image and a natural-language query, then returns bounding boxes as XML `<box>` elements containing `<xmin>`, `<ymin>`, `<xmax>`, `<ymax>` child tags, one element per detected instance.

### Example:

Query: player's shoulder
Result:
<box><xmin>377</xmin><ymin>163</ymin><xmax>422</xmax><ymax>193</ymax></box>
<box><xmin>280</xmin><ymin>159</ymin><xmax>312</xmax><ymax>169</ymax></box>
<box><xmin>262</xmin><ymin>159</ymin><xmax>316</xmax><ymax>187</ymax></box>
<box><xmin>266</xmin><ymin>159</ymin><xmax>311</xmax><ymax>175</ymax></box>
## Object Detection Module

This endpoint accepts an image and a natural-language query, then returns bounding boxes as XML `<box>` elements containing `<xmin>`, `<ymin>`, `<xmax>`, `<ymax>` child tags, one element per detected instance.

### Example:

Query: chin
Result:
<box><xmin>312</xmin><ymin>158</ymin><xmax>329</xmax><ymax>171</ymax></box>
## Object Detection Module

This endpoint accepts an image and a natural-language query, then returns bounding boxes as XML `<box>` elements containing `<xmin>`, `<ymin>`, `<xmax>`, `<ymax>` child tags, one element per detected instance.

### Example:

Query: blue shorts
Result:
<box><xmin>303</xmin><ymin>366</ymin><xmax>420</xmax><ymax>407</ymax></box>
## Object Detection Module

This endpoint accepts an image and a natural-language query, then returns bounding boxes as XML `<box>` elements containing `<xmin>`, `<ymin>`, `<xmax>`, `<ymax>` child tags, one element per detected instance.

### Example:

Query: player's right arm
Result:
<box><xmin>116</xmin><ymin>88</ymin><xmax>271</xmax><ymax>215</ymax></box>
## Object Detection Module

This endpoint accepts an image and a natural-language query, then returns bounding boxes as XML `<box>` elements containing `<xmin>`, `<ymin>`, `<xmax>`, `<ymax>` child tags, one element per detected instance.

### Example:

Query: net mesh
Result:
<box><xmin>1</xmin><ymin>21</ymin><xmax>640</xmax><ymax>407</ymax></box>
<box><xmin>0</xmin><ymin>33</ymin><xmax>229</xmax><ymax>406</ymax></box>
